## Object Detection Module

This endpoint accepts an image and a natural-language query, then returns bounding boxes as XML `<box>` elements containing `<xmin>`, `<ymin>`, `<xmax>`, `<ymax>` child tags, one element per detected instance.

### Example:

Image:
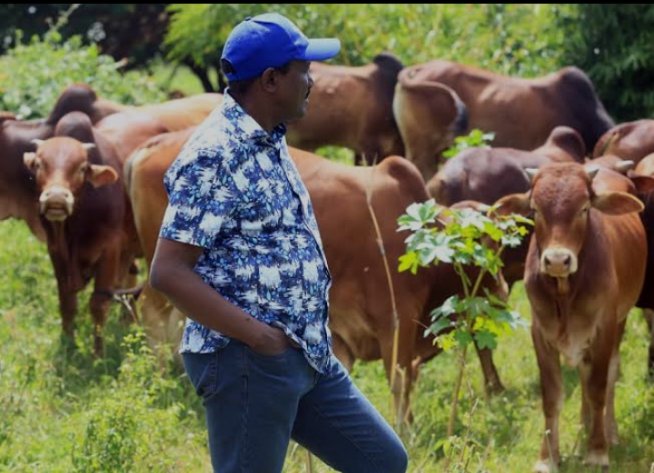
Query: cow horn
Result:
<box><xmin>586</xmin><ymin>165</ymin><xmax>600</xmax><ymax>180</ymax></box>
<box><xmin>82</xmin><ymin>143</ymin><xmax>96</xmax><ymax>151</ymax></box>
<box><xmin>525</xmin><ymin>168</ymin><xmax>539</xmax><ymax>183</ymax></box>
<box><xmin>613</xmin><ymin>160</ymin><xmax>635</xmax><ymax>174</ymax></box>
<box><xmin>31</xmin><ymin>138</ymin><xmax>45</xmax><ymax>148</ymax></box>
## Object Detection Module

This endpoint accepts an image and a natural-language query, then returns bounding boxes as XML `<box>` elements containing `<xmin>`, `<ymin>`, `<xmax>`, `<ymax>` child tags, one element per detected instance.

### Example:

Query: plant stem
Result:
<box><xmin>447</xmin><ymin>342</ymin><xmax>469</xmax><ymax>437</ymax></box>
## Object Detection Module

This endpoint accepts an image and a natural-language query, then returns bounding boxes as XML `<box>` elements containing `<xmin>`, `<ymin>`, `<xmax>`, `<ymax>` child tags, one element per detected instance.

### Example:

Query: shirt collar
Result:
<box><xmin>222</xmin><ymin>90</ymin><xmax>286</xmax><ymax>149</ymax></box>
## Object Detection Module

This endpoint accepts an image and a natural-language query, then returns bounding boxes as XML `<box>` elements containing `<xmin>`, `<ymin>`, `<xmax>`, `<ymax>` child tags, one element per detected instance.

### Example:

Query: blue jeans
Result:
<box><xmin>183</xmin><ymin>340</ymin><xmax>408</xmax><ymax>473</ymax></box>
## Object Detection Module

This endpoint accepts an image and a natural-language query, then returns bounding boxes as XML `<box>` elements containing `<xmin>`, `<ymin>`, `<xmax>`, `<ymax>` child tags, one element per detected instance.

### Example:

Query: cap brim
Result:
<box><xmin>301</xmin><ymin>38</ymin><xmax>341</xmax><ymax>61</ymax></box>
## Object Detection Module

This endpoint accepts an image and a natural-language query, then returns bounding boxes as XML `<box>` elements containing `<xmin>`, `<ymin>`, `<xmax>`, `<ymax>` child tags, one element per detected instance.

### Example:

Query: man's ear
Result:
<box><xmin>260</xmin><ymin>67</ymin><xmax>278</xmax><ymax>92</ymax></box>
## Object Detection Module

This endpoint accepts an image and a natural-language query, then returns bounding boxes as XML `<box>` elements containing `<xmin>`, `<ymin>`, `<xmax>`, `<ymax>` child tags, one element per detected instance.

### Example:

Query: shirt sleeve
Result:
<box><xmin>159</xmin><ymin>153</ymin><xmax>237</xmax><ymax>249</ymax></box>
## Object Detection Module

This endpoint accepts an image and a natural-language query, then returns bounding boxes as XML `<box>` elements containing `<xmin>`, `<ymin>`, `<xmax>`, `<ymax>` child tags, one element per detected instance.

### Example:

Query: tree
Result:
<box><xmin>0</xmin><ymin>4</ymin><xmax>169</xmax><ymax>70</ymax></box>
<box><xmin>556</xmin><ymin>4</ymin><xmax>654</xmax><ymax>122</ymax></box>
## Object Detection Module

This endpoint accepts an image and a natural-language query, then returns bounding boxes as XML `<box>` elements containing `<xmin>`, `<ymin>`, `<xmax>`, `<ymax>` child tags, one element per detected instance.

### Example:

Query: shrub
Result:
<box><xmin>0</xmin><ymin>30</ymin><xmax>166</xmax><ymax>119</ymax></box>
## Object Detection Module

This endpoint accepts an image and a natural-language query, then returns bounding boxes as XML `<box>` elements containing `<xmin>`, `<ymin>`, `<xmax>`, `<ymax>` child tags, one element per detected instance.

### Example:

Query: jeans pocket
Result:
<box><xmin>245</xmin><ymin>345</ymin><xmax>297</xmax><ymax>367</ymax></box>
<box><xmin>182</xmin><ymin>352</ymin><xmax>219</xmax><ymax>400</ymax></box>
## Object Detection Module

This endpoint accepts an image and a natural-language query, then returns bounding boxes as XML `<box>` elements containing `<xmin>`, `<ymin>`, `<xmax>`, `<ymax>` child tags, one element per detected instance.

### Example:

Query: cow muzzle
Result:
<box><xmin>39</xmin><ymin>185</ymin><xmax>74</xmax><ymax>221</ymax></box>
<box><xmin>540</xmin><ymin>247</ymin><xmax>577</xmax><ymax>278</ymax></box>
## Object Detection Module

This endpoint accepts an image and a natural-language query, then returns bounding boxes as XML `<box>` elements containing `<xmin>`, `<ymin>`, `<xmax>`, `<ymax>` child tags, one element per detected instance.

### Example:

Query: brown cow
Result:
<box><xmin>125</xmin><ymin>131</ymin><xmax>507</xmax><ymax>422</ymax></box>
<box><xmin>427</xmin><ymin>126</ymin><xmax>586</xmax><ymax>285</ymax></box>
<box><xmin>24</xmin><ymin>112</ymin><xmax>145</xmax><ymax>355</ymax></box>
<box><xmin>0</xmin><ymin>85</ymin><xmax>125</xmax><ymax>241</ymax></box>
<box><xmin>495</xmin><ymin>162</ymin><xmax>646</xmax><ymax>471</ymax></box>
<box><xmin>395</xmin><ymin>60</ymin><xmax>614</xmax><ymax>175</ymax></box>
<box><xmin>24</xmin><ymin>112</ymin><xmax>135</xmax><ymax>355</ymax></box>
<box><xmin>593</xmin><ymin>119</ymin><xmax>654</xmax><ymax>164</ymax></box>
<box><xmin>392</xmin><ymin>68</ymin><xmax>468</xmax><ymax>177</ymax></box>
<box><xmin>286</xmin><ymin>53</ymin><xmax>406</xmax><ymax>165</ymax></box>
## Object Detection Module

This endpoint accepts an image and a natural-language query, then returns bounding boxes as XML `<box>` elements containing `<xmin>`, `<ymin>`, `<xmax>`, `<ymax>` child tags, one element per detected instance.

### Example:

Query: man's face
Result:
<box><xmin>278</xmin><ymin>60</ymin><xmax>313</xmax><ymax>123</ymax></box>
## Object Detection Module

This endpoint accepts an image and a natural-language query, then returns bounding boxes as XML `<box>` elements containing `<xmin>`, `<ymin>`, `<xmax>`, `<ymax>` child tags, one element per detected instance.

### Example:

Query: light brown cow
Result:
<box><xmin>593</xmin><ymin>119</ymin><xmax>654</xmax><ymax>164</ymax></box>
<box><xmin>125</xmin><ymin>131</ymin><xmax>506</xmax><ymax>422</ymax></box>
<box><xmin>395</xmin><ymin>60</ymin><xmax>614</xmax><ymax>176</ymax></box>
<box><xmin>495</xmin><ymin>162</ymin><xmax>646</xmax><ymax>471</ymax></box>
<box><xmin>286</xmin><ymin>53</ymin><xmax>405</xmax><ymax>165</ymax></box>
<box><xmin>392</xmin><ymin>69</ymin><xmax>468</xmax><ymax>177</ymax></box>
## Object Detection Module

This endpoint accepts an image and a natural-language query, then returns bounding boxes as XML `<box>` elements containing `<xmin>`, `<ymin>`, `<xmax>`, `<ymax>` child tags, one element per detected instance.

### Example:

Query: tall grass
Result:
<box><xmin>0</xmin><ymin>219</ymin><xmax>652</xmax><ymax>472</ymax></box>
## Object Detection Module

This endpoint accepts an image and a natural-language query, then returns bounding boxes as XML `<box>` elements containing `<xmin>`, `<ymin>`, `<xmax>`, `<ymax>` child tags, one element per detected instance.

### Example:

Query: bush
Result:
<box><xmin>0</xmin><ymin>30</ymin><xmax>166</xmax><ymax>119</ymax></box>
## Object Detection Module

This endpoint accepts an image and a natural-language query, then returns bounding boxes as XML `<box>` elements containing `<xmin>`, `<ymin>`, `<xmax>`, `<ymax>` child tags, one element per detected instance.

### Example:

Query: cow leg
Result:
<box><xmin>90</xmin><ymin>246</ymin><xmax>120</xmax><ymax>357</ymax></box>
<box><xmin>582</xmin><ymin>324</ymin><xmax>616</xmax><ymax>468</ymax></box>
<box><xmin>579</xmin><ymin>361</ymin><xmax>592</xmax><ymax>433</ymax></box>
<box><xmin>474</xmin><ymin>344</ymin><xmax>504</xmax><ymax>395</ymax></box>
<box><xmin>57</xmin><ymin>279</ymin><xmax>78</xmax><ymax>342</ymax></box>
<box><xmin>604</xmin><ymin>350</ymin><xmax>620</xmax><ymax>445</ymax></box>
<box><xmin>645</xmin><ymin>308</ymin><xmax>654</xmax><ymax>380</ymax></box>
<box><xmin>532</xmin><ymin>326</ymin><xmax>563</xmax><ymax>473</ymax></box>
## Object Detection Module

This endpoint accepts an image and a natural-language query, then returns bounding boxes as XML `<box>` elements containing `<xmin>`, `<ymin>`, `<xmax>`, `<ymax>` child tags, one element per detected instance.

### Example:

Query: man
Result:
<box><xmin>149</xmin><ymin>13</ymin><xmax>408</xmax><ymax>473</ymax></box>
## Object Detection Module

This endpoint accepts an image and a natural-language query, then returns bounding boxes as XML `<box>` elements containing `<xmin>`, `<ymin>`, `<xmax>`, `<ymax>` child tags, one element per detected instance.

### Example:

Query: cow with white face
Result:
<box><xmin>495</xmin><ymin>162</ymin><xmax>646</xmax><ymax>472</ymax></box>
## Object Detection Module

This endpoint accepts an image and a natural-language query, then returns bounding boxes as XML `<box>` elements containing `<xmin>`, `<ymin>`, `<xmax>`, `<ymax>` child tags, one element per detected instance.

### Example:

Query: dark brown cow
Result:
<box><xmin>628</xmin><ymin>153</ymin><xmax>654</xmax><ymax>378</ymax></box>
<box><xmin>24</xmin><ymin>112</ymin><xmax>144</xmax><ymax>355</ymax></box>
<box><xmin>125</xmin><ymin>131</ymin><xmax>506</xmax><ymax>422</ymax></box>
<box><xmin>395</xmin><ymin>60</ymin><xmax>614</xmax><ymax>175</ymax></box>
<box><xmin>285</xmin><ymin>53</ymin><xmax>406</xmax><ymax>165</ymax></box>
<box><xmin>0</xmin><ymin>85</ymin><xmax>124</xmax><ymax>241</ymax></box>
<box><xmin>46</xmin><ymin>83</ymin><xmax>128</xmax><ymax>125</ymax></box>
<box><xmin>593</xmin><ymin>119</ymin><xmax>654</xmax><ymax>164</ymax></box>
<box><xmin>495</xmin><ymin>162</ymin><xmax>646</xmax><ymax>471</ymax></box>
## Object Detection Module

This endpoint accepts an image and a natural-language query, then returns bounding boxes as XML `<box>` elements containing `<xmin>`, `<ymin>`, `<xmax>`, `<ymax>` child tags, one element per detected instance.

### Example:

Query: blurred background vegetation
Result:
<box><xmin>1</xmin><ymin>4</ymin><xmax>653</xmax><ymax>121</ymax></box>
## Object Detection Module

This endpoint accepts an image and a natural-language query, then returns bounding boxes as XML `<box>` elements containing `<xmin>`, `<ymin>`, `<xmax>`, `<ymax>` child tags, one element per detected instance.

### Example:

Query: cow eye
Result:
<box><xmin>79</xmin><ymin>165</ymin><xmax>88</xmax><ymax>174</ymax></box>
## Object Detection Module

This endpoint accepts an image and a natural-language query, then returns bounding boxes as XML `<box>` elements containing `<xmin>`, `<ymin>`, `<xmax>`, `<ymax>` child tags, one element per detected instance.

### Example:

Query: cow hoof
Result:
<box><xmin>533</xmin><ymin>459</ymin><xmax>557</xmax><ymax>473</ymax></box>
<box><xmin>583</xmin><ymin>450</ymin><xmax>609</xmax><ymax>467</ymax></box>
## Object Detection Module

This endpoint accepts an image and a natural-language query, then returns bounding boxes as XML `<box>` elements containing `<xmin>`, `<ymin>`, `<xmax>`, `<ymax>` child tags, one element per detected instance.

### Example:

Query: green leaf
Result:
<box><xmin>474</xmin><ymin>330</ymin><xmax>498</xmax><ymax>350</ymax></box>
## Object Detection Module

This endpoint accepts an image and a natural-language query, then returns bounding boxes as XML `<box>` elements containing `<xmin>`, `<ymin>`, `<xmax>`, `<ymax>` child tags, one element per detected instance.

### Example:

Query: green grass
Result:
<box><xmin>0</xmin><ymin>219</ymin><xmax>652</xmax><ymax>472</ymax></box>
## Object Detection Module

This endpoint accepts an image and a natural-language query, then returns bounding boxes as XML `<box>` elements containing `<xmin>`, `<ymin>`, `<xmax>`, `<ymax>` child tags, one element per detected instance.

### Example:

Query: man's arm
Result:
<box><xmin>149</xmin><ymin>237</ymin><xmax>289</xmax><ymax>355</ymax></box>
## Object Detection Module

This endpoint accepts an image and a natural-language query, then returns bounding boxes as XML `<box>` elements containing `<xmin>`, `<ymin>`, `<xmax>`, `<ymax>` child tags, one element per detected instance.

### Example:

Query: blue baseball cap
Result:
<box><xmin>221</xmin><ymin>13</ymin><xmax>341</xmax><ymax>81</ymax></box>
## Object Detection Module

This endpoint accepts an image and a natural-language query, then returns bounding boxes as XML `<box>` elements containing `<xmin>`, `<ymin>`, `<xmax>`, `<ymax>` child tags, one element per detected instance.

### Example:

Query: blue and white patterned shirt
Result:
<box><xmin>159</xmin><ymin>92</ymin><xmax>332</xmax><ymax>373</ymax></box>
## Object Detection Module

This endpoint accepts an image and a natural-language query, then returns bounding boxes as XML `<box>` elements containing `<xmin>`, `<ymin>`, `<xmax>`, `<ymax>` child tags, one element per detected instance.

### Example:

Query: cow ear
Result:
<box><xmin>87</xmin><ymin>164</ymin><xmax>118</xmax><ymax>188</ymax></box>
<box><xmin>592</xmin><ymin>191</ymin><xmax>644</xmax><ymax>215</ymax></box>
<box><xmin>23</xmin><ymin>152</ymin><xmax>38</xmax><ymax>171</ymax></box>
<box><xmin>491</xmin><ymin>193</ymin><xmax>531</xmax><ymax>217</ymax></box>
<box><xmin>630</xmin><ymin>175</ymin><xmax>654</xmax><ymax>195</ymax></box>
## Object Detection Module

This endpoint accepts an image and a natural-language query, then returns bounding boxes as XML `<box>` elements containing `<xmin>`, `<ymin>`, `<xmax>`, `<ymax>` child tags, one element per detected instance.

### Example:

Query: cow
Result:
<box><xmin>0</xmin><ymin>85</ymin><xmax>126</xmax><ymax>241</ymax></box>
<box><xmin>426</xmin><ymin>126</ymin><xmax>586</xmax><ymax>285</ymax></box>
<box><xmin>1</xmin><ymin>86</ymin><xmax>220</xmax><ymax>244</ymax></box>
<box><xmin>394</xmin><ymin>60</ymin><xmax>614</xmax><ymax>175</ymax></box>
<box><xmin>23</xmin><ymin>111</ymin><xmax>149</xmax><ymax>355</ymax></box>
<box><xmin>628</xmin><ymin>153</ymin><xmax>654</xmax><ymax>378</ymax></box>
<box><xmin>495</xmin><ymin>162</ymin><xmax>646</xmax><ymax>471</ymax></box>
<box><xmin>49</xmin><ymin>83</ymin><xmax>222</xmax><ymax>133</ymax></box>
<box><xmin>392</xmin><ymin>68</ymin><xmax>468</xmax><ymax>178</ymax></box>
<box><xmin>125</xmin><ymin>131</ymin><xmax>507</xmax><ymax>423</ymax></box>
<box><xmin>286</xmin><ymin>53</ymin><xmax>406</xmax><ymax>165</ymax></box>
<box><xmin>593</xmin><ymin>119</ymin><xmax>654</xmax><ymax>165</ymax></box>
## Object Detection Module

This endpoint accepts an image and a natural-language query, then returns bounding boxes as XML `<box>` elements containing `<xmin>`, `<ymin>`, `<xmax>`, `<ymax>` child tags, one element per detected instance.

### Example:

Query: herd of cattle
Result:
<box><xmin>3</xmin><ymin>54</ymin><xmax>654</xmax><ymax>471</ymax></box>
